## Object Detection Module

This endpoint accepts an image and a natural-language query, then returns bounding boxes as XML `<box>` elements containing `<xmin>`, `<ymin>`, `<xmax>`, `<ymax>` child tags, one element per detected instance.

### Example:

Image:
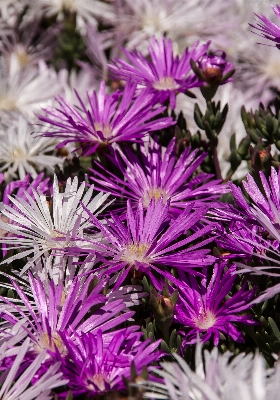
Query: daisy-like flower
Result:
<box><xmin>229</xmin><ymin>166</ymin><xmax>280</xmax><ymax>231</ymax></box>
<box><xmin>137</xmin><ymin>342</ymin><xmax>273</xmax><ymax>400</ymax></box>
<box><xmin>109</xmin><ymin>0</ymin><xmax>235</xmax><ymax>55</ymax></box>
<box><xmin>174</xmin><ymin>262</ymin><xmax>256</xmax><ymax>346</ymax></box>
<box><xmin>0</xmin><ymin>337</ymin><xmax>68</xmax><ymax>400</ymax></box>
<box><xmin>81</xmin><ymin>198</ymin><xmax>215</xmax><ymax>289</ymax></box>
<box><xmin>24</xmin><ymin>0</ymin><xmax>114</xmax><ymax>34</ymax></box>
<box><xmin>56</xmin><ymin>329</ymin><xmax>161</xmax><ymax>396</ymax></box>
<box><xmin>0</xmin><ymin>174</ymin><xmax>110</xmax><ymax>264</ymax></box>
<box><xmin>109</xmin><ymin>37</ymin><xmax>210</xmax><ymax>109</ymax></box>
<box><xmin>38</xmin><ymin>80</ymin><xmax>175</xmax><ymax>156</ymax></box>
<box><xmin>0</xmin><ymin>272</ymin><xmax>135</xmax><ymax>361</ymax></box>
<box><xmin>90</xmin><ymin>138</ymin><xmax>229</xmax><ymax>215</ymax></box>
<box><xmin>0</xmin><ymin>115</ymin><xmax>62</xmax><ymax>180</ymax></box>
<box><xmin>0</xmin><ymin>55</ymin><xmax>62</xmax><ymax>120</ymax></box>
<box><xmin>0</xmin><ymin>17</ymin><xmax>60</xmax><ymax>68</ymax></box>
<box><xmin>250</xmin><ymin>5</ymin><xmax>280</xmax><ymax>48</ymax></box>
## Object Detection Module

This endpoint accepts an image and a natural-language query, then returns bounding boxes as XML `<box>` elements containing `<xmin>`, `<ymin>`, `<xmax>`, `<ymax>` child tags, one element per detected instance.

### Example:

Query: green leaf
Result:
<box><xmin>268</xmin><ymin>317</ymin><xmax>280</xmax><ymax>342</ymax></box>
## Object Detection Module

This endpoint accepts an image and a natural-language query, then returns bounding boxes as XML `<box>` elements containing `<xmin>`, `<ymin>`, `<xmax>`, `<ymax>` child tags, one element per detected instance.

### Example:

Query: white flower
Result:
<box><xmin>137</xmin><ymin>342</ymin><xmax>275</xmax><ymax>400</ymax></box>
<box><xmin>110</xmin><ymin>0</ymin><xmax>236</xmax><ymax>54</ymax></box>
<box><xmin>24</xmin><ymin>0</ymin><xmax>114</xmax><ymax>34</ymax></box>
<box><xmin>0</xmin><ymin>55</ymin><xmax>62</xmax><ymax>120</ymax></box>
<box><xmin>0</xmin><ymin>115</ymin><xmax>62</xmax><ymax>180</ymax></box>
<box><xmin>0</xmin><ymin>174</ymin><xmax>110</xmax><ymax>267</ymax></box>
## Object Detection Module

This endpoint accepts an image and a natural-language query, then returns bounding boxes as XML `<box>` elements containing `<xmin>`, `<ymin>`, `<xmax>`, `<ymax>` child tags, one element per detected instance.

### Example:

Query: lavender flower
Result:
<box><xmin>174</xmin><ymin>262</ymin><xmax>256</xmax><ymax>346</ymax></box>
<box><xmin>38</xmin><ymin>80</ymin><xmax>175</xmax><ymax>156</ymax></box>
<box><xmin>109</xmin><ymin>37</ymin><xmax>210</xmax><ymax>108</ymax></box>
<box><xmin>81</xmin><ymin>198</ymin><xmax>215</xmax><ymax>289</ymax></box>
<box><xmin>90</xmin><ymin>138</ymin><xmax>229</xmax><ymax>215</ymax></box>
<box><xmin>56</xmin><ymin>329</ymin><xmax>161</xmax><ymax>396</ymax></box>
<box><xmin>250</xmin><ymin>5</ymin><xmax>280</xmax><ymax>48</ymax></box>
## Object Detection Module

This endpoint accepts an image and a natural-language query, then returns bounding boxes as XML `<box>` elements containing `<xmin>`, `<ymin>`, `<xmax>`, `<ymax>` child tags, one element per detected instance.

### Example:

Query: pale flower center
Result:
<box><xmin>61</xmin><ymin>0</ymin><xmax>75</xmax><ymax>12</ymax></box>
<box><xmin>153</xmin><ymin>76</ymin><xmax>179</xmax><ymax>91</ymax></box>
<box><xmin>195</xmin><ymin>309</ymin><xmax>216</xmax><ymax>330</ymax></box>
<box><xmin>35</xmin><ymin>331</ymin><xmax>65</xmax><ymax>354</ymax></box>
<box><xmin>0</xmin><ymin>96</ymin><xmax>17</xmax><ymax>111</ymax></box>
<box><xmin>141</xmin><ymin>13</ymin><xmax>165</xmax><ymax>33</ymax></box>
<box><xmin>142</xmin><ymin>187</ymin><xmax>169</xmax><ymax>208</ymax></box>
<box><xmin>11</xmin><ymin>147</ymin><xmax>26</xmax><ymax>161</ymax></box>
<box><xmin>121</xmin><ymin>243</ymin><xmax>150</xmax><ymax>265</ymax></box>
<box><xmin>261</xmin><ymin>59</ymin><xmax>280</xmax><ymax>80</ymax></box>
<box><xmin>94</xmin><ymin>122</ymin><xmax>112</xmax><ymax>139</ymax></box>
<box><xmin>86</xmin><ymin>373</ymin><xmax>110</xmax><ymax>392</ymax></box>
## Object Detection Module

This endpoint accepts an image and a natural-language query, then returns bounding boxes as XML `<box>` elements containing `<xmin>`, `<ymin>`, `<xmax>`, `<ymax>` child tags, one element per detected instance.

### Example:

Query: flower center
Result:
<box><xmin>11</xmin><ymin>147</ymin><xmax>26</xmax><ymax>161</ymax></box>
<box><xmin>121</xmin><ymin>243</ymin><xmax>150</xmax><ymax>265</ymax></box>
<box><xmin>0</xmin><ymin>96</ymin><xmax>17</xmax><ymax>111</ymax></box>
<box><xmin>86</xmin><ymin>373</ymin><xmax>110</xmax><ymax>393</ymax></box>
<box><xmin>195</xmin><ymin>309</ymin><xmax>216</xmax><ymax>330</ymax></box>
<box><xmin>142</xmin><ymin>187</ymin><xmax>168</xmax><ymax>208</ymax></box>
<box><xmin>35</xmin><ymin>331</ymin><xmax>65</xmax><ymax>354</ymax></box>
<box><xmin>153</xmin><ymin>76</ymin><xmax>179</xmax><ymax>91</ymax></box>
<box><xmin>94</xmin><ymin>122</ymin><xmax>112</xmax><ymax>139</ymax></box>
<box><xmin>261</xmin><ymin>58</ymin><xmax>280</xmax><ymax>80</ymax></box>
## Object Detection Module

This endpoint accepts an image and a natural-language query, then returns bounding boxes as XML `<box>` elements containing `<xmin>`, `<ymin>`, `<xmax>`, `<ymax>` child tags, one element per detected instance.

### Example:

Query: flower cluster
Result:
<box><xmin>1</xmin><ymin>1</ymin><xmax>280</xmax><ymax>399</ymax></box>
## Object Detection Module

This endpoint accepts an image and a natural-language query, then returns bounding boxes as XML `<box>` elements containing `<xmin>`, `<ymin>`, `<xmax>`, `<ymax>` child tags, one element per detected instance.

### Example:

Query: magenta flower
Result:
<box><xmin>250</xmin><ymin>5</ymin><xmax>280</xmax><ymax>48</ymax></box>
<box><xmin>109</xmin><ymin>36</ymin><xmax>210</xmax><ymax>108</ymax></box>
<box><xmin>56</xmin><ymin>329</ymin><xmax>161</xmax><ymax>396</ymax></box>
<box><xmin>0</xmin><ymin>272</ymin><xmax>134</xmax><ymax>360</ymax></box>
<box><xmin>38</xmin><ymin>80</ymin><xmax>175</xmax><ymax>156</ymax></box>
<box><xmin>2</xmin><ymin>173</ymin><xmax>50</xmax><ymax>206</ymax></box>
<box><xmin>196</xmin><ymin>50</ymin><xmax>234</xmax><ymax>85</ymax></box>
<box><xmin>80</xmin><ymin>198</ymin><xmax>216</xmax><ymax>289</ymax></box>
<box><xmin>90</xmin><ymin>138</ymin><xmax>229</xmax><ymax>215</ymax></box>
<box><xmin>174</xmin><ymin>262</ymin><xmax>257</xmax><ymax>346</ymax></box>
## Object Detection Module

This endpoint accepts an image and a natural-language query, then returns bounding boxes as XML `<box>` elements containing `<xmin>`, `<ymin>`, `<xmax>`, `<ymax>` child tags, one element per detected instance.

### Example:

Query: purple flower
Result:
<box><xmin>196</xmin><ymin>50</ymin><xmax>234</xmax><ymax>85</ymax></box>
<box><xmin>0</xmin><ymin>338</ymin><xmax>68</xmax><ymax>399</ymax></box>
<box><xmin>250</xmin><ymin>5</ymin><xmax>280</xmax><ymax>48</ymax></box>
<box><xmin>56</xmin><ymin>329</ymin><xmax>161</xmax><ymax>396</ymax></box>
<box><xmin>80</xmin><ymin>198</ymin><xmax>215</xmax><ymax>289</ymax></box>
<box><xmin>174</xmin><ymin>262</ymin><xmax>257</xmax><ymax>346</ymax></box>
<box><xmin>38</xmin><ymin>80</ymin><xmax>175</xmax><ymax>156</ymax></box>
<box><xmin>89</xmin><ymin>138</ymin><xmax>229</xmax><ymax>215</ymax></box>
<box><xmin>0</xmin><ymin>272</ymin><xmax>134</xmax><ymax>360</ymax></box>
<box><xmin>2</xmin><ymin>173</ymin><xmax>50</xmax><ymax>206</ymax></box>
<box><xmin>229</xmin><ymin>167</ymin><xmax>280</xmax><ymax>236</ymax></box>
<box><xmin>109</xmin><ymin>36</ymin><xmax>210</xmax><ymax>108</ymax></box>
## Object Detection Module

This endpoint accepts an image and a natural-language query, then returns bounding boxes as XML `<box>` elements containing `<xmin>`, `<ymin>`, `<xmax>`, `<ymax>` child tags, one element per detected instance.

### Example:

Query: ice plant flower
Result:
<box><xmin>191</xmin><ymin>49</ymin><xmax>235</xmax><ymax>100</ymax></box>
<box><xmin>109</xmin><ymin>36</ymin><xmax>210</xmax><ymax>108</ymax></box>
<box><xmin>0</xmin><ymin>115</ymin><xmax>62</xmax><ymax>180</ymax></box>
<box><xmin>24</xmin><ymin>0</ymin><xmax>114</xmax><ymax>34</ymax></box>
<box><xmin>56</xmin><ymin>329</ymin><xmax>161</xmax><ymax>396</ymax></box>
<box><xmin>0</xmin><ymin>174</ymin><xmax>110</xmax><ymax>265</ymax></box>
<box><xmin>0</xmin><ymin>55</ymin><xmax>62</xmax><ymax>120</ymax></box>
<box><xmin>195</xmin><ymin>50</ymin><xmax>234</xmax><ymax>86</ymax></box>
<box><xmin>38</xmin><ymin>80</ymin><xmax>175</xmax><ymax>156</ymax></box>
<box><xmin>174</xmin><ymin>262</ymin><xmax>257</xmax><ymax>346</ymax></box>
<box><xmin>80</xmin><ymin>198</ymin><xmax>215</xmax><ymax>289</ymax></box>
<box><xmin>90</xmin><ymin>138</ymin><xmax>229</xmax><ymax>215</ymax></box>
<box><xmin>137</xmin><ymin>343</ymin><xmax>272</xmax><ymax>400</ymax></box>
<box><xmin>0</xmin><ymin>272</ymin><xmax>135</xmax><ymax>362</ymax></box>
<box><xmin>0</xmin><ymin>338</ymin><xmax>68</xmax><ymax>400</ymax></box>
<box><xmin>250</xmin><ymin>5</ymin><xmax>280</xmax><ymax>48</ymax></box>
